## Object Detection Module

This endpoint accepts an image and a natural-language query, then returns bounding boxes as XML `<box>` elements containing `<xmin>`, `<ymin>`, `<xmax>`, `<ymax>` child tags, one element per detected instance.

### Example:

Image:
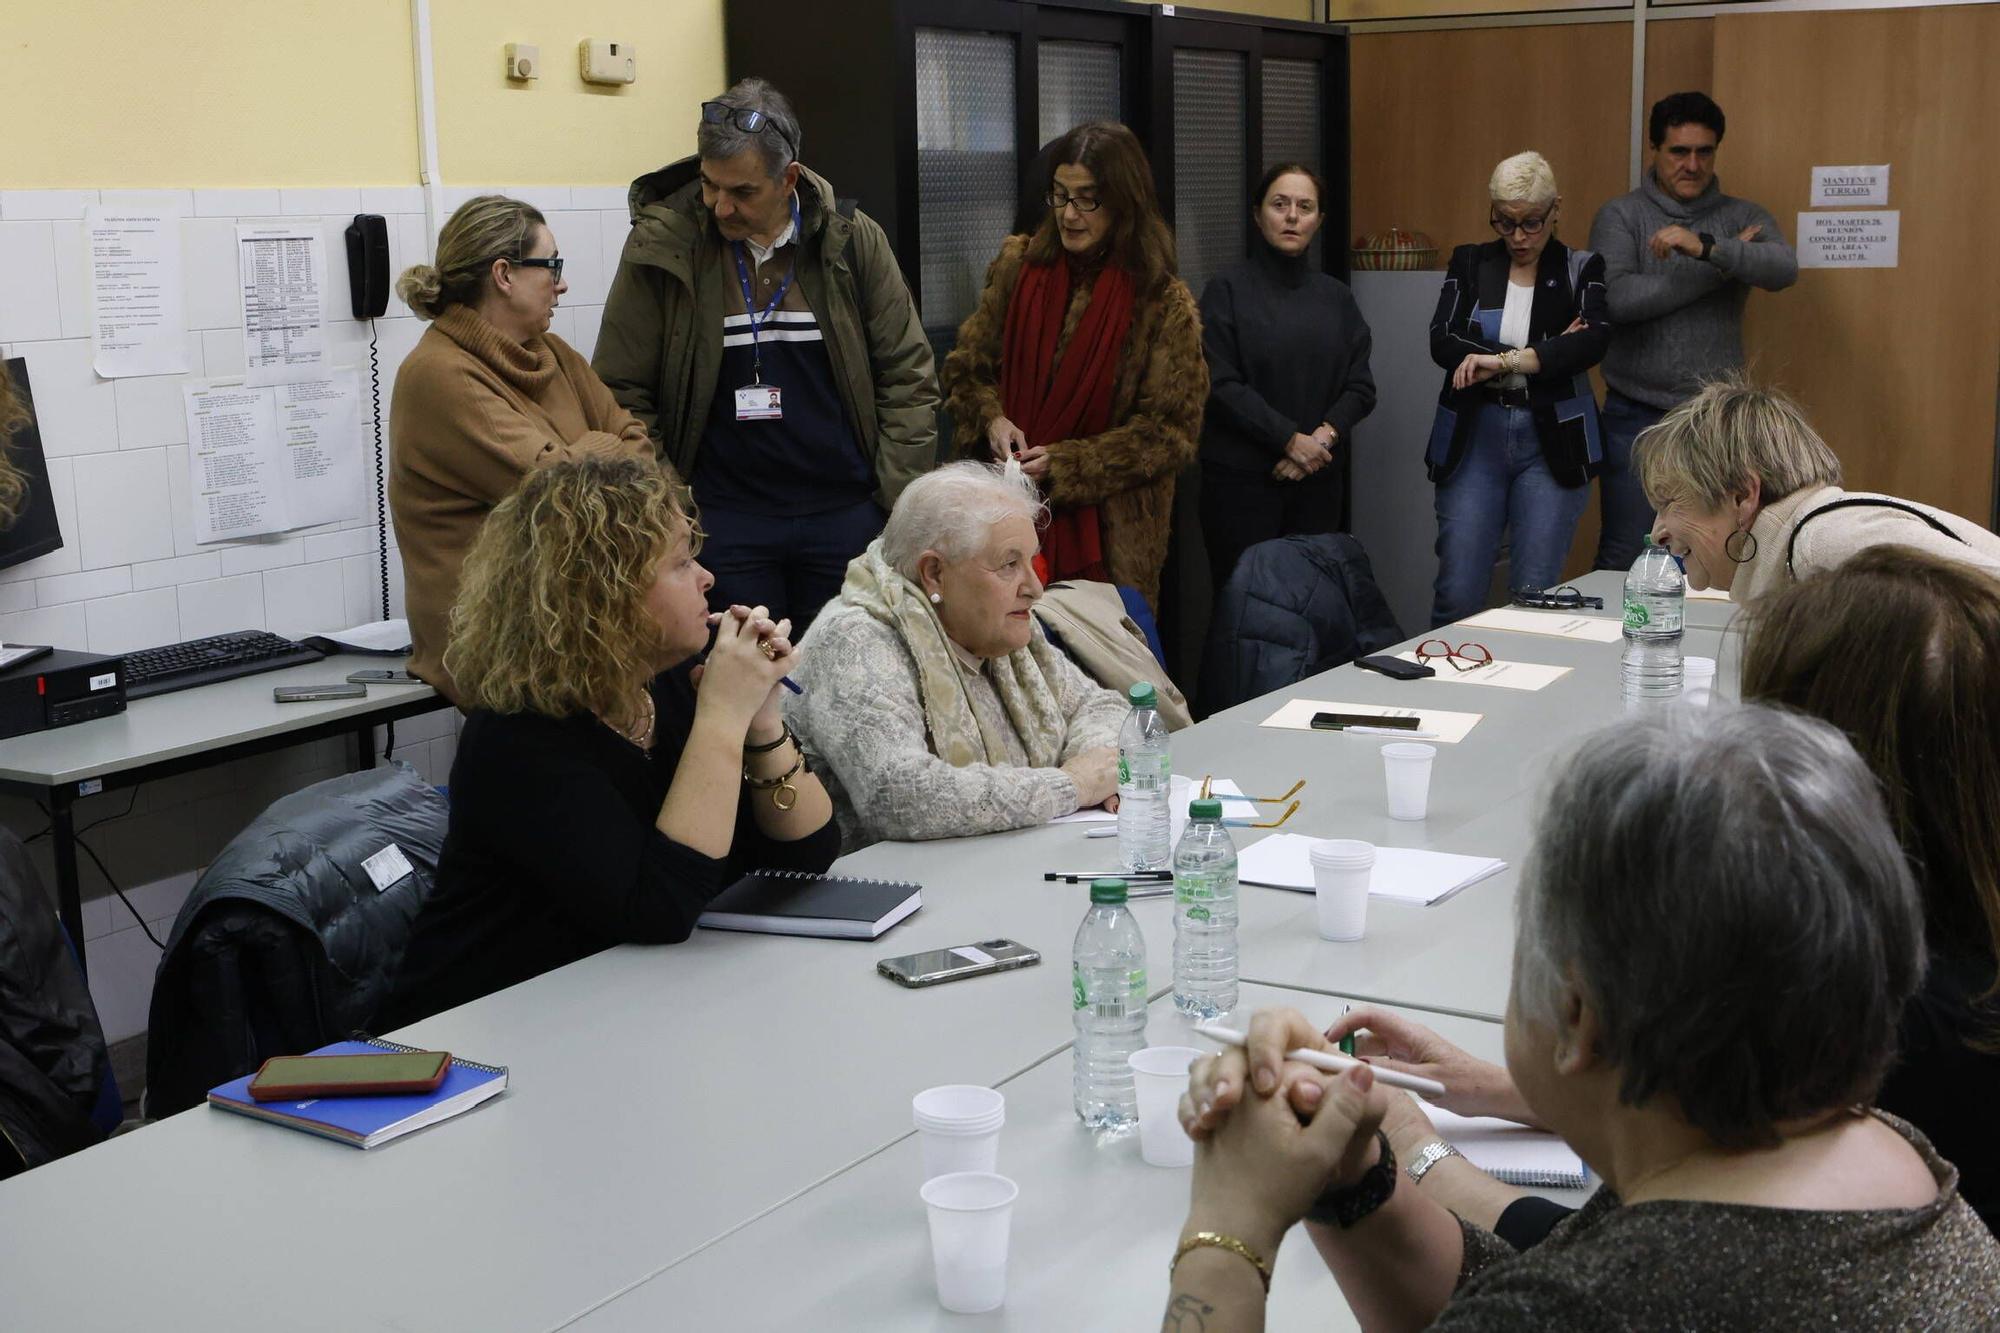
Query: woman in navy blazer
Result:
<box><xmin>1425</xmin><ymin>152</ymin><xmax>1611</xmax><ymax>627</ymax></box>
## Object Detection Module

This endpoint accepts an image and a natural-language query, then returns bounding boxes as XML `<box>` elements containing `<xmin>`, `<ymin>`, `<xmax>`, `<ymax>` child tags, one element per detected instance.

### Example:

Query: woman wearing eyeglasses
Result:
<box><xmin>390</xmin><ymin>194</ymin><xmax>653</xmax><ymax>698</ymax></box>
<box><xmin>942</xmin><ymin>121</ymin><xmax>1206</xmax><ymax>613</ymax></box>
<box><xmin>1424</xmin><ymin>152</ymin><xmax>1611</xmax><ymax>628</ymax></box>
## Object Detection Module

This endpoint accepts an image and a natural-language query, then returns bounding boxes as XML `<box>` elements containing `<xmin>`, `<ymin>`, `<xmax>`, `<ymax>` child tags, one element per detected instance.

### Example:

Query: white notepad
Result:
<box><xmin>1394</xmin><ymin>652</ymin><xmax>1571</xmax><ymax>692</ymax></box>
<box><xmin>1458</xmin><ymin>607</ymin><xmax>1624</xmax><ymax>644</ymax></box>
<box><xmin>1236</xmin><ymin>833</ymin><xmax>1506</xmax><ymax>905</ymax></box>
<box><xmin>1424</xmin><ymin>1107</ymin><xmax>1589</xmax><ymax>1188</ymax></box>
<box><xmin>1258</xmin><ymin>698</ymin><xmax>1484</xmax><ymax>744</ymax></box>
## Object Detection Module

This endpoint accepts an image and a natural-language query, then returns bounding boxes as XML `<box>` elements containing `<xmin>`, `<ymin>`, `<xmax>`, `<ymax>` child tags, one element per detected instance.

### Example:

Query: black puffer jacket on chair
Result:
<box><xmin>144</xmin><ymin>762</ymin><xmax>447</xmax><ymax>1116</ymax></box>
<box><xmin>1197</xmin><ymin>535</ymin><xmax>1403</xmax><ymax>718</ymax></box>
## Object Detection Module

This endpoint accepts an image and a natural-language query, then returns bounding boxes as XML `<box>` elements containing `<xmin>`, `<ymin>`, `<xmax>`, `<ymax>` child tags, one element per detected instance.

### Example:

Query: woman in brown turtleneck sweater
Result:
<box><xmin>389</xmin><ymin>194</ymin><xmax>652</xmax><ymax>698</ymax></box>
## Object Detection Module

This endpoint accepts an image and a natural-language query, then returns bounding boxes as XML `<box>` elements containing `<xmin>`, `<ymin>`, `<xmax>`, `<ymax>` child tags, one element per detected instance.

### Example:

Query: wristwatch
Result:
<box><xmin>1406</xmin><ymin>1139</ymin><xmax>1461</xmax><ymax>1185</ymax></box>
<box><xmin>1305</xmin><ymin>1130</ymin><xmax>1397</xmax><ymax>1229</ymax></box>
<box><xmin>1697</xmin><ymin>231</ymin><xmax>1716</xmax><ymax>262</ymax></box>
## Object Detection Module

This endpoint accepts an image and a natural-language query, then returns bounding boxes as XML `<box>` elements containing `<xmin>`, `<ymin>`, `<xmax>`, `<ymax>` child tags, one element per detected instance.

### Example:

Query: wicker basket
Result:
<box><xmin>1351</xmin><ymin>227</ymin><xmax>1439</xmax><ymax>272</ymax></box>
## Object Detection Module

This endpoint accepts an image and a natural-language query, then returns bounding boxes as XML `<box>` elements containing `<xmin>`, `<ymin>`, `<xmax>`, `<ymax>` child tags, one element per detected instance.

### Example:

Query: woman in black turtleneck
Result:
<box><xmin>1197</xmin><ymin>163</ymin><xmax>1376</xmax><ymax>593</ymax></box>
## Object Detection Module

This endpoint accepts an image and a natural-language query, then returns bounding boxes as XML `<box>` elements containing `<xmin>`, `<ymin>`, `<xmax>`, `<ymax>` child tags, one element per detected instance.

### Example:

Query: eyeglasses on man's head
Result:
<box><xmin>701</xmin><ymin>100</ymin><xmax>796</xmax><ymax>158</ymax></box>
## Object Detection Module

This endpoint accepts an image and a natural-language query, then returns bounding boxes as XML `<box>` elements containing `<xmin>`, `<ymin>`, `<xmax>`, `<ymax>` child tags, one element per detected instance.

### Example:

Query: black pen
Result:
<box><xmin>1042</xmin><ymin>871</ymin><xmax>1173</xmax><ymax>883</ymax></box>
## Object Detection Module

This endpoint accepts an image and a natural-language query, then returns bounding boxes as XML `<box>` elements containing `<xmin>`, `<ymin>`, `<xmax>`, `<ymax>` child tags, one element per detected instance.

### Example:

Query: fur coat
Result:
<box><xmin>942</xmin><ymin>235</ymin><xmax>1206</xmax><ymax>608</ymax></box>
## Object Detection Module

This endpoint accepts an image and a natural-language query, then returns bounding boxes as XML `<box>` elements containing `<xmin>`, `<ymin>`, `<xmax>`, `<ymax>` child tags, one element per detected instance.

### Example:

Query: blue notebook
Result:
<box><xmin>206</xmin><ymin>1037</ymin><xmax>508</xmax><ymax>1148</ymax></box>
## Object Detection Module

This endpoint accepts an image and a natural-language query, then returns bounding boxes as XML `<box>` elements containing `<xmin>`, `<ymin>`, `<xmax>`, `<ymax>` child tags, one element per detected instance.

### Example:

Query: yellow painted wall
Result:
<box><xmin>0</xmin><ymin>0</ymin><xmax>726</xmax><ymax>188</ymax></box>
<box><xmin>429</xmin><ymin>0</ymin><xmax>725</xmax><ymax>183</ymax></box>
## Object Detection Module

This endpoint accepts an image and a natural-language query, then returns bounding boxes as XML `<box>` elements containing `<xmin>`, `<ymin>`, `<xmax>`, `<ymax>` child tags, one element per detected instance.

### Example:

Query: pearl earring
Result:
<box><xmin>930</xmin><ymin>592</ymin><xmax>943</xmax><ymax>605</ymax></box>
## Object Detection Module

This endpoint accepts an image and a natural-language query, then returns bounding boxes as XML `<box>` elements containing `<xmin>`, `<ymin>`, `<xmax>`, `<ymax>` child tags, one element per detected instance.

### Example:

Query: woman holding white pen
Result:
<box><xmin>1161</xmin><ymin>705</ymin><xmax>2000</xmax><ymax>1328</ymax></box>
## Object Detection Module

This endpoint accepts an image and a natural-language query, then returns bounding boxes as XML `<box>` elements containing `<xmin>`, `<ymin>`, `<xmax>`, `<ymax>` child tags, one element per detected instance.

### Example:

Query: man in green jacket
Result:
<box><xmin>594</xmin><ymin>77</ymin><xmax>939</xmax><ymax>634</ymax></box>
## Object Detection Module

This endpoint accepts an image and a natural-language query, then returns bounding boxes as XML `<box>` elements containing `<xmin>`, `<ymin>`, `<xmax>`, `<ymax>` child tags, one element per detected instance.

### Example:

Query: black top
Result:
<box><xmin>1425</xmin><ymin>238</ymin><xmax>1611</xmax><ymax>487</ymax></box>
<box><xmin>1197</xmin><ymin>240</ymin><xmax>1376</xmax><ymax>476</ymax></box>
<box><xmin>1878</xmin><ymin>950</ymin><xmax>2000</xmax><ymax>1228</ymax></box>
<box><xmin>382</xmin><ymin>665</ymin><xmax>840</xmax><ymax>1027</ymax></box>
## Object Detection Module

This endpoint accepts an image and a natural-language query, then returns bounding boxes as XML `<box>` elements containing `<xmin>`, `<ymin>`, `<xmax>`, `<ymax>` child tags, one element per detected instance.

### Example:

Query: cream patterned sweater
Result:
<box><xmin>787</xmin><ymin>600</ymin><xmax>1127</xmax><ymax>852</ymax></box>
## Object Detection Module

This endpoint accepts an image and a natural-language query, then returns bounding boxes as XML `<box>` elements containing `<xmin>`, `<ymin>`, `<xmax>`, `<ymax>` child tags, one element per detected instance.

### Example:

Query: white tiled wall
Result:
<box><xmin>0</xmin><ymin>184</ymin><xmax>634</xmax><ymax>1045</ymax></box>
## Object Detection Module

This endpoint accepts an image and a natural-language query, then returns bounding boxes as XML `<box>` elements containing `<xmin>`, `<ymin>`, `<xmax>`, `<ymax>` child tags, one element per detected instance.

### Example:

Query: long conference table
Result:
<box><xmin>0</xmin><ymin>572</ymin><xmax>1737</xmax><ymax>1331</ymax></box>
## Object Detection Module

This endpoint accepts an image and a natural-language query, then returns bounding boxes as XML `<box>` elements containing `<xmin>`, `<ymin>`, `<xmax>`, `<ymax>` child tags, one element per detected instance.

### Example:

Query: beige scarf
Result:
<box><xmin>841</xmin><ymin>541</ymin><xmax>1071</xmax><ymax>769</ymax></box>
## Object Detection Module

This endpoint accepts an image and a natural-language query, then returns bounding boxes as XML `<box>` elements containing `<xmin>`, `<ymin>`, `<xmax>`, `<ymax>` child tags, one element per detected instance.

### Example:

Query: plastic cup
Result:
<box><xmin>1684</xmin><ymin>656</ymin><xmax>1717</xmax><ymax>707</ymax></box>
<box><xmin>911</xmin><ymin>1085</ymin><xmax>1005</xmax><ymax>1182</ymax></box>
<box><xmin>1381</xmin><ymin>742</ymin><xmax>1437</xmax><ymax>821</ymax></box>
<box><xmin>1310</xmin><ymin>839</ymin><xmax>1375</xmax><ymax>941</ymax></box>
<box><xmin>920</xmin><ymin>1171</ymin><xmax>1019</xmax><ymax>1313</ymax></box>
<box><xmin>1128</xmin><ymin>1046</ymin><xmax>1201</xmax><ymax>1167</ymax></box>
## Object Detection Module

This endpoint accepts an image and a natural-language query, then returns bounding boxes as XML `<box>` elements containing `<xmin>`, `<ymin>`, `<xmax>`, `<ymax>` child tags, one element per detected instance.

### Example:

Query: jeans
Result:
<box><xmin>698</xmin><ymin>497</ymin><xmax>886</xmax><ymax>640</ymax></box>
<box><xmin>1430</xmin><ymin>404</ymin><xmax>1590</xmax><ymax>628</ymax></box>
<box><xmin>1594</xmin><ymin>390</ymin><xmax>1665</xmax><ymax>571</ymax></box>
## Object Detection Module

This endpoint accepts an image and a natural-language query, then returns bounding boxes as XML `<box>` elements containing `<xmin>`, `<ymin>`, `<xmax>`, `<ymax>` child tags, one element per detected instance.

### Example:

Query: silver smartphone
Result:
<box><xmin>878</xmin><ymin>939</ymin><xmax>1041</xmax><ymax>989</ymax></box>
<box><xmin>273</xmin><ymin>683</ymin><xmax>367</xmax><ymax>703</ymax></box>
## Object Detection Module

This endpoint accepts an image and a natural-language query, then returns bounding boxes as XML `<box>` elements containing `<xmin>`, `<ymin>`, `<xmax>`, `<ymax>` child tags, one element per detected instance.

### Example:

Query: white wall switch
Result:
<box><xmin>504</xmin><ymin>43</ymin><xmax>540</xmax><ymax>82</ymax></box>
<box><xmin>579</xmin><ymin>38</ymin><xmax>636</xmax><ymax>86</ymax></box>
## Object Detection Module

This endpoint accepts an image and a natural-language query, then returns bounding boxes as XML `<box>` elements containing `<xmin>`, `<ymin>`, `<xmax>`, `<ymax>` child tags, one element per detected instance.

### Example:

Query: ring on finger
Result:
<box><xmin>758</xmin><ymin>639</ymin><xmax>782</xmax><ymax>661</ymax></box>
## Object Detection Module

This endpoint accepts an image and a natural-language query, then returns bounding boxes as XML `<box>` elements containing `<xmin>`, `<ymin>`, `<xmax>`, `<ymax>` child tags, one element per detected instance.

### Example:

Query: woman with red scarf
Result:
<box><xmin>943</xmin><ymin>122</ymin><xmax>1206</xmax><ymax>612</ymax></box>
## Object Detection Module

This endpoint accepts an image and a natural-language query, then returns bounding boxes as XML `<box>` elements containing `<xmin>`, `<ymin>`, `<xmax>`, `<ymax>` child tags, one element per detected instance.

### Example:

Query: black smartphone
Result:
<box><xmin>1311</xmin><ymin>711</ymin><xmax>1421</xmax><ymax>731</ymax></box>
<box><xmin>878</xmin><ymin>939</ymin><xmax>1041</xmax><ymax>988</ymax></box>
<box><xmin>1355</xmin><ymin>654</ymin><xmax>1435</xmax><ymax>681</ymax></box>
<box><xmin>347</xmin><ymin>668</ymin><xmax>418</xmax><ymax>685</ymax></box>
<box><xmin>274</xmin><ymin>683</ymin><xmax>368</xmax><ymax>703</ymax></box>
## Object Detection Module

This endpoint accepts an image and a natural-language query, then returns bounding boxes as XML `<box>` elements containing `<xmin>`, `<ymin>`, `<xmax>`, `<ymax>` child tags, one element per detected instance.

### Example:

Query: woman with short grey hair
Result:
<box><xmin>1165</xmin><ymin>704</ymin><xmax>2000</xmax><ymax>1328</ymax></box>
<box><xmin>787</xmin><ymin>461</ymin><xmax>1127</xmax><ymax>851</ymax></box>
<box><xmin>1640</xmin><ymin>374</ymin><xmax>2000</xmax><ymax>602</ymax></box>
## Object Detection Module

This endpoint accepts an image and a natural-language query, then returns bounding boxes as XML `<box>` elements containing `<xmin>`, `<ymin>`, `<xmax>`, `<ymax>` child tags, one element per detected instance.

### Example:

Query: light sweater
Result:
<box><xmin>387</xmin><ymin>306</ymin><xmax>652</xmax><ymax>696</ymax></box>
<box><xmin>1732</xmin><ymin>484</ymin><xmax>2000</xmax><ymax>605</ymax></box>
<box><xmin>1587</xmin><ymin>173</ymin><xmax>1798</xmax><ymax>410</ymax></box>
<box><xmin>786</xmin><ymin>600</ymin><xmax>1127</xmax><ymax>852</ymax></box>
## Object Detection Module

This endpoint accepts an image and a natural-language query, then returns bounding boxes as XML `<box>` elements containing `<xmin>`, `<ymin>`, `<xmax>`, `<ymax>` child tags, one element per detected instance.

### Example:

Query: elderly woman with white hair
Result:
<box><xmin>787</xmin><ymin>460</ymin><xmax>1128</xmax><ymax>850</ymax></box>
<box><xmin>1164</xmin><ymin>704</ymin><xmax>2000</xmax><ymax>1329</ymax></box>
<box><xmin>1424</xmin><ymin>151</ymin><xmax>1611</xmax><ymax>627</ymax></box>
<box><xmin>1639</xmin><ymin>375</ymin><xmax>2000</xmax><ymax>603</ymax></box>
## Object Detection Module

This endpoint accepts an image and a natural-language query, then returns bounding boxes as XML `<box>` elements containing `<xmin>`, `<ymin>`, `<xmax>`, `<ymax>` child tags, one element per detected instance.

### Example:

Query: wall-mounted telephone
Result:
<box><xmin>345</xmin><ymin>214</ymin><xmax>390</xmax><ymax>320</ymax></box>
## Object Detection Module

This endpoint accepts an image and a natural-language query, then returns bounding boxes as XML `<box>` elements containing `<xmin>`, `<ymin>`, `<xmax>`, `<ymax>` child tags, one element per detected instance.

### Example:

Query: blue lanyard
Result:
<box><xmin>731</xmin><ymin>194</ymin><xmax>803</xmax><ymax>385</ymax></box>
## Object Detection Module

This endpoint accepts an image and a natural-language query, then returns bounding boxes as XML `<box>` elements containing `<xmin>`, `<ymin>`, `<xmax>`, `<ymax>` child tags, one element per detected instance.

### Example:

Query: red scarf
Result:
<box><xmin>998</xmin><ymin>255</ymin><xmax>1136</xmax><ymax>585</ymax></box>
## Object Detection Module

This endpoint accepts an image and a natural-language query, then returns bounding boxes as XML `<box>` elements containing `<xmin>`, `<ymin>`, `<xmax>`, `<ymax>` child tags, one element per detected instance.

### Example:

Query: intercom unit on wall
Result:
<box><xmin>579</xmin><ymin>39</ymin><xmax>636</xmax><ymax>85</ymax></box>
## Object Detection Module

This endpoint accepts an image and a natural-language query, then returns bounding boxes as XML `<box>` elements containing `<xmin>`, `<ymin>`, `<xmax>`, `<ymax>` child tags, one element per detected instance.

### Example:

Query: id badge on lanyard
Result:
<box><xmin>733</xmin><ymin>195</ymin><xmax>802</xmax><ymax>423</ymax></box>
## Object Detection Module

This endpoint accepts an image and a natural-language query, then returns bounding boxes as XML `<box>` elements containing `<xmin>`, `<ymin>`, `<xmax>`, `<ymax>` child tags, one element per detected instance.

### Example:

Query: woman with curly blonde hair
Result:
<box><xmin>382</xmin><ymin>455</ymin><xmax>837</xmax><ymax>1026</ymax></box>
<box><xmin>0</xmin><ymin>364</ymin><xmax>34</xmax><ymax>526</ymax></box>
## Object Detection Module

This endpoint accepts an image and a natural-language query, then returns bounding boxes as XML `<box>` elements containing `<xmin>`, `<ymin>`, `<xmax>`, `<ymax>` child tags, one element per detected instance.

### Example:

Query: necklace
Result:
<box><xmin>606</xmin><ymin>691</ymin><xmax>656</xmax><ymax>750</ymax></box>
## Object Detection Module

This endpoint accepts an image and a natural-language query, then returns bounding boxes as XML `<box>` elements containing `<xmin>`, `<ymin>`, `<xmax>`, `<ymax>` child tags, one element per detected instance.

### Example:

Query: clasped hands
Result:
<box><xmin>692</xmin><ymin>603</ymin><xmax>796</xmax><ymax>741</ymax></box>
<box><xmin>1649</xmin><ymin>220</ymin><xmax>1763</xmax><ymax>261</ymax></box>
<box><xmin>1175</xmin><ymin>1006</ymin><xmax>1531</xmax><ymax>1249</ymax></box>
<box><xmin>1272</xmin><ymin>424</ymin><xmax>1337</xmax><ymax>483</ymax></box>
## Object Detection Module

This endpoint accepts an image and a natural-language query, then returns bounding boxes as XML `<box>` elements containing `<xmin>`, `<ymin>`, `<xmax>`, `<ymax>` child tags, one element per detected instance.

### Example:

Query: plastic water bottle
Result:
<box><xmin>1072</xmin><ymin>878</ymin><xmax>1148</xmax><ymax>1132</ymax></box>
<box><xmin>1116</xmin><ymin>682</ymin><xmax>1172</xmax><ymax>872</ymax></box>
<box><xmin>1172</xmin><ymin>798</ymin><xmax>1239</xmax><ymax>1020</ymax></box>
<box><xmin>1621</xmin><ymin>535</ymin><xmax>1686</xmax><ymax>704</ymax></box>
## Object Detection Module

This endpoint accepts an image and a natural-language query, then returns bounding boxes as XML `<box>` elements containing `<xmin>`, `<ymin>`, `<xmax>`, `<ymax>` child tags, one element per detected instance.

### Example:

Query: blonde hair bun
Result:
<box><xmin>395</xmin><ymin>263</ymin><xmax>447</xmax><ymax>321</ymax></box>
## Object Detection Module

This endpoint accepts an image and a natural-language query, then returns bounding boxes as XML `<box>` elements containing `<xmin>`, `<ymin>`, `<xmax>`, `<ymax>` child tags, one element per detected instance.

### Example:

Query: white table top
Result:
<box><xmin>0</xmin><ymin>652</ymin><xmax>440</xmax><ymax>786</ymax></box>
<box><xmin>568</xmin><ymin>985</ymin><xmax>1589</xmax><ymax>1331</ymax></box>
<box><xmin>0</xmin><ymin>586</ymin><xmax>1677</xmax><ymax>1331</ymax></box>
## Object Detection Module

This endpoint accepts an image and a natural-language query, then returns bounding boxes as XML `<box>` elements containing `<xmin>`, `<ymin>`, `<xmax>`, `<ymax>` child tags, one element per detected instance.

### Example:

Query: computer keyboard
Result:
<box><xmin>121</xmin><ymin>630</ymin><xmax>326</xmax><ymax>700</ymax></box>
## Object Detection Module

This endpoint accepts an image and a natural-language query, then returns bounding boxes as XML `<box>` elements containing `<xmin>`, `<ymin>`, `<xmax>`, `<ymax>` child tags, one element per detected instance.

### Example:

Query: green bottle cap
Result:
<box><xmin>1090</xmin><ymin>877</ymin><xmax>1129</xmax><ymax>904</ymax></box>
<box><xmin>1188</xmin><ymin>798</ymin><xmax>1223</xmax><ymax>820</ymax></box>
<box><xmin>1126</xmin><ymin>681</ymin><xmax>1157</xmax><ymax>708</ymax></box>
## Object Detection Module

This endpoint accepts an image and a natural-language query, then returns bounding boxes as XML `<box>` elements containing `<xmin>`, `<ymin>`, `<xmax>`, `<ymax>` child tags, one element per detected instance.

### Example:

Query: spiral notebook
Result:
<box><xmin>206</xmin><ymin>1037</ymin><xmax>508</xmax><ymax>1149</ymax></box>
<box><xmin>1424</xmin><ymin>1107</ymin><xmax>1588</xmax><ymax>1188</ymax></box>
<box><xmin>698</xmin><ymin>870</ymin><xmax>922</xmax><ymax>940</ymax></box>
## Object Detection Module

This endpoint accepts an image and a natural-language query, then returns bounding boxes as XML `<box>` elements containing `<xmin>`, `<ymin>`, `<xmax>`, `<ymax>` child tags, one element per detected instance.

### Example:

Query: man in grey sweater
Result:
<box><xmin>1588</xmin><ymin>91</ymin><xmax>1798</xmax><ymax>569</ymax></box>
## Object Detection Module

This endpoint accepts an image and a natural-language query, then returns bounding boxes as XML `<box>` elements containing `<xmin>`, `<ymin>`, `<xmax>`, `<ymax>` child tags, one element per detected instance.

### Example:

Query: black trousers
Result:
<box><xmin>698</xmin><ymin>497</ymin><xmax>886</xmax><ymax>641</ymax></box>
<box><xmin>1198</xmin><ymin>459</ymin><xmax>1346</xmax><ymax>595</ymax></box>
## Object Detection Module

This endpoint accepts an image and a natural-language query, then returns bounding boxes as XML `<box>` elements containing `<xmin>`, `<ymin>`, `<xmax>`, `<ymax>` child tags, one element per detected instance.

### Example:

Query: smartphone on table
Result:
<box><xmin>247</xmin><ymin>1049</ymin><xmax>452</xmax><ymax>1101</ymax></box>
<box><xmin>274</xmin><ymin>683</ymin><xmax>368</xmax><ymax>703</ymax></box>
<box><xmin>347</xmin><ymin>668</ymin><xmax>418</xmax><ymax>685</ymax></box>
<box><xmin>878</xmin><ymin>939</ymin><xmax>1041</xmax><ymax>988</ymax></box>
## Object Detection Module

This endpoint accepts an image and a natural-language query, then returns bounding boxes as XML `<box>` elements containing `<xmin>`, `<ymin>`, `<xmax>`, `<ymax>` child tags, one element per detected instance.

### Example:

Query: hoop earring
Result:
<box><xmin>1723</xmin><ymin>528</ymin><xmax>1758</xmax><ymax>564</ymax></box>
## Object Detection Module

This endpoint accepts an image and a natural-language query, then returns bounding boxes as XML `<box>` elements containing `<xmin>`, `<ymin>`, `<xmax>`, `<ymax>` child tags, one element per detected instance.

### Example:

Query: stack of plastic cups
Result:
<box><xmin>911</xmin><ymin>1085</ymin><xmax>1005</xmax><ymax>1181</ymax></box>
<box><xmin>1309</xmin><ymin>839</ymin><xmax>1375</xmax><ymax>941</ymax></box>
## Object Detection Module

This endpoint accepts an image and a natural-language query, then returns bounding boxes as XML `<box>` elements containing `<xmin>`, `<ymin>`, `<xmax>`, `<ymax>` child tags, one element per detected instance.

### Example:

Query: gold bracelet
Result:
<box><xmin>1171</xmin><ymin>1232</ymin><xmax>1273</xmax><ymax>1293</ymax></box>
<box><xmin>743</xmin><ymin>753</ymin><xmax>803</xmax><ymax>811</ymax></box>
